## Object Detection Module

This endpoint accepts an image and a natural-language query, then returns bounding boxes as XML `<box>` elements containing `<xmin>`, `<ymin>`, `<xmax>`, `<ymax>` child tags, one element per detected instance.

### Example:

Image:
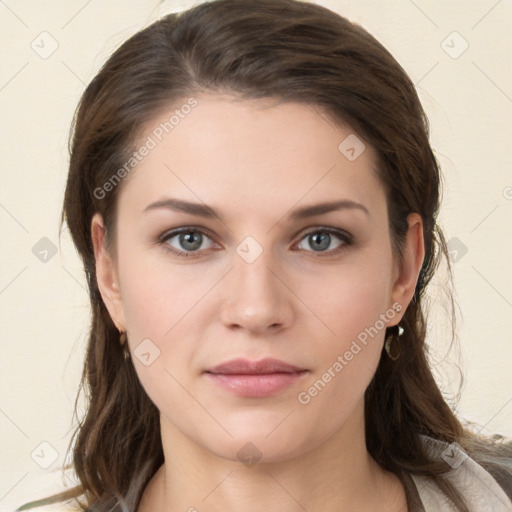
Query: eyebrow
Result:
<box><xmin>143</xmin><ymin>197</ymin><xmax>369</xmax><ymax>220</ymax></box>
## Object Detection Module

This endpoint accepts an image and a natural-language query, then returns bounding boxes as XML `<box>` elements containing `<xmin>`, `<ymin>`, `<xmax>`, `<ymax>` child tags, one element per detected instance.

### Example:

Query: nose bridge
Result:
<box><xmin>220</xmin><ymin>237</ymin><xmax>293</xmax><ymax>333</ymax></box>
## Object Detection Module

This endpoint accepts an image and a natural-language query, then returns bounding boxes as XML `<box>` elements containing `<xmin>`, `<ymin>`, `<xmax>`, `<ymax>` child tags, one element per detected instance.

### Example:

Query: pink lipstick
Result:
<box><xmin>204</xmin><ymin>358</ymin><xmax>309</xmax><ymax>398</ymax></box>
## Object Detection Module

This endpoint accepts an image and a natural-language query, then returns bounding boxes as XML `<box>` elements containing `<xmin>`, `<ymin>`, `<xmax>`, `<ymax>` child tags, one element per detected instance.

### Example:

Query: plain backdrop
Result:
<box><xmin>1</xmin><ymin>0</ymin><xmax>511</xmax><ymax>509</ymax></box>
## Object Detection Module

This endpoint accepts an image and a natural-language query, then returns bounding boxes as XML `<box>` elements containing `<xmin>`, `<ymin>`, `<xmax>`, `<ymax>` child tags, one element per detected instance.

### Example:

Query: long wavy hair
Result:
<box><xmin>18</xmin><ymin>0</ymin><xmax>512</xmax><ymax>511</ymax></box>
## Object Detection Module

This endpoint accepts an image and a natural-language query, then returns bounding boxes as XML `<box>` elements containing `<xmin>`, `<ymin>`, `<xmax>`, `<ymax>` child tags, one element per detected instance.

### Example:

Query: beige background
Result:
<box><xmin>1</xmin><ymin>0</ymin><xmax>511</xmax><ymax>509</ymax></box>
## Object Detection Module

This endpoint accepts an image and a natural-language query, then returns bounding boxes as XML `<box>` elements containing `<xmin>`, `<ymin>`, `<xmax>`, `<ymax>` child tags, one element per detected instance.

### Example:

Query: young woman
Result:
<box><xmin>16</xmin><ymin>0</ymin><xmax>512</xmax><ymax>511</ymax></box>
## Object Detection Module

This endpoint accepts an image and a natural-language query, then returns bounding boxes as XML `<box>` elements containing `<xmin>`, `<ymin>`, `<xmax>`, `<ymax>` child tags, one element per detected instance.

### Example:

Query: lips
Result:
<box><xmin>204</xmin><ymin>358</ymin><xmax>309</xmax><ymax>398</ymax></box>
<box><xmin>206</xmin><ymin>357</ymin><xmax>307</xmax><ymax>375</ymax></box>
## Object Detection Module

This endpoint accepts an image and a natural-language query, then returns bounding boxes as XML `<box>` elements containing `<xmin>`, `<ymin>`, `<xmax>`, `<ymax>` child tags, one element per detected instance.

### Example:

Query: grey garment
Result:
<box><xmin>401</xmin><ymin>470</ymin><xmax>427</xmax><ymax>512</ymax></box>
<box><xmin>492</xmin><ymin>466</ymin><xmax>512</xmax><ymax>502</ymax></box>
<box><xmin>397</xmin><ymin>435</ymin><xmax>512</xmax><ymax>512</ymax></box>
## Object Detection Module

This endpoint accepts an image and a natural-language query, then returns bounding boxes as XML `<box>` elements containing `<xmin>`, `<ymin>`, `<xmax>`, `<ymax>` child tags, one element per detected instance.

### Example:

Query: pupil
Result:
<box><xmin>311</xmin><ymin>232</ymin><xmax>330</xmax><ymax>251</ymax></box>
<box><xmin>180</xmin><ymin>231</ymin><xmax>201</xmax><ymax>250</ymax></box>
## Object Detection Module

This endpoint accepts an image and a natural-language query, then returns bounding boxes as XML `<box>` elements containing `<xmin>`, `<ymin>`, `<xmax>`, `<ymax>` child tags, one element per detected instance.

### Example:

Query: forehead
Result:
<box><xmin>119</xmin><ymin>94</ymin><xmax>385</xmax><ymax>221</ymax></box>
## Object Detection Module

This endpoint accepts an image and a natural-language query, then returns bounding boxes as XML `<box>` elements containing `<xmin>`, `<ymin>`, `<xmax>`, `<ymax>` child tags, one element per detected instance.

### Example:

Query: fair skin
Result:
<box><xmin>92</xmin><ymin>94</ymin><xmax>424</xmax><ymax>511</ymax></box>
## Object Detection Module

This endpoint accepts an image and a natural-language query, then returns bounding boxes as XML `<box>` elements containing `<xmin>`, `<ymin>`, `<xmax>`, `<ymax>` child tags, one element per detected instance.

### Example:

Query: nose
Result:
<box><xmin>220</xmin><ymin>247</ymin><xmax>295</xmax><ymax>335</ymax></box>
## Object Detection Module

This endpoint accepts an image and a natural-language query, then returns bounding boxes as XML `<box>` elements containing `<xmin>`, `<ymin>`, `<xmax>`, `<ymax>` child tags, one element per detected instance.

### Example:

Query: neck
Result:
<box><xmin>140</xmin><ymin>403</ymin><xmax>407</xmax><ymax>512</ymax></box>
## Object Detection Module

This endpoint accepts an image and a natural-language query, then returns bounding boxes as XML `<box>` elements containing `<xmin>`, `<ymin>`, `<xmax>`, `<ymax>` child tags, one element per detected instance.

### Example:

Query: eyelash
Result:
<box><xmin>157</xmin><ymin>226</ymin><xmax>353</xmax><ymax>259</ymax></box>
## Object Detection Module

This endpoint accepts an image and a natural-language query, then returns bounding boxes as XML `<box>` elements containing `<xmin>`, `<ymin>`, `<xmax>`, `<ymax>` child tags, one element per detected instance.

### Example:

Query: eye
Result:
<box><xmin>158</xmin><ymin>226</ymin><xmax>353</xmax><ymax>259</ymax></box>
<box><xmin>158</xmin><ymin>228</ymin><xmax>218</xmax><ymax>258</ymax></box>
<box><xmin>295</xmin><ymin>228</ymin><xmax>352</xmax><ymax>256</ymax></box>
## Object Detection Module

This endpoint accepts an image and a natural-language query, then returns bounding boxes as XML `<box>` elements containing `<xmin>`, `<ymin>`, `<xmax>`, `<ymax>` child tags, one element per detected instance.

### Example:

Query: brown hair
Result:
<box><xmin>17</xmin><ymin>0</ymin><xmax>512</xmax><ymax>510</ymax></box>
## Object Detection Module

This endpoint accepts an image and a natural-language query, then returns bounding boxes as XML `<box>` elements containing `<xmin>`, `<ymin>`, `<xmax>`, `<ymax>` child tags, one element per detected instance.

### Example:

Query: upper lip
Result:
<box><xmin>206</xmin><ymin>358</ymin><xmax>307</xmax><ymax>375</ymax></box>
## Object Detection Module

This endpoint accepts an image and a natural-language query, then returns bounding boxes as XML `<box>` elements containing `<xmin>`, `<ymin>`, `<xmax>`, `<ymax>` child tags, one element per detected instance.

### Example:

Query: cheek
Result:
<box><xmin>295</xmin><ymin>253</ymin><xmax>393</xmax><ymax>345</ymax></box>
<box><xmin>293</xmin><ymin>270</ymin><xmax>392</xmax><ymax>433</ymax></box>
<box><xmin>293</xmin><ymin>246</ymin><xmax>394</xmax><ymax>398</ymax></box>
<box><xmin>116</xmin><ymin>246</ymin><xmax>224</xmax><ymax>397</ymax></box>
<box><xmin>117</xmin><ymin>243</ymin><xmax>214</xmax><ymax>338</ymax></box>
<box><xmin>116</xmin><ymin>251</ymin><xmax>210</xmax><ymax>413</ymax></box>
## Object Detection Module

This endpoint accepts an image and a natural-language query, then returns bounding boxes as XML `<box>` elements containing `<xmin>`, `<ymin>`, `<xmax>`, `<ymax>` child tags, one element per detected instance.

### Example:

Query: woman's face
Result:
<box><xmin>93</xmin><ymin>93</ymin><xmax>422</xmax><ymax>463</ymax></box>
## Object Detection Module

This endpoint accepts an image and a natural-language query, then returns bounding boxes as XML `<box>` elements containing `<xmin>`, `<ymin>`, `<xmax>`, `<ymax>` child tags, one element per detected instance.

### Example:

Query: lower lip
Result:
<box><xmin>204</xmin><ymin>371</ymin><xmax>308</xmax><ymax>398</ymax></box>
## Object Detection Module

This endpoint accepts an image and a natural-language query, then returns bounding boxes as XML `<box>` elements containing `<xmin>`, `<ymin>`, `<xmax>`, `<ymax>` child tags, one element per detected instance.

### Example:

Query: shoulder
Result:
<box><xmin>411</xmin><ymin>436</ymin><xmax>512</xmax><ymax>512</ymax></box>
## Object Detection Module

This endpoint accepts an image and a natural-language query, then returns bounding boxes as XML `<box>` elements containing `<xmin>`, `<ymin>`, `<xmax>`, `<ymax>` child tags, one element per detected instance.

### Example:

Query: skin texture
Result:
<box><xmin>91</xmin><ymin>94</ymin><xmax>425</xmax><ymax>511</ymax></box>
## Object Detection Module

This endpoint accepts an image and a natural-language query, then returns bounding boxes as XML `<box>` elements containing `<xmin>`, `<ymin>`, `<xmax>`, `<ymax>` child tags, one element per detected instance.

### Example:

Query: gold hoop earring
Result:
<box><xmin>384</xmin><ymin>325</ymin><xmax>404</xmax><ymax>361</ymax></box>
<box><xmin>119</xmin><ymin>331</ymin><xmax>130</xmax><ymax>360</ymax></box>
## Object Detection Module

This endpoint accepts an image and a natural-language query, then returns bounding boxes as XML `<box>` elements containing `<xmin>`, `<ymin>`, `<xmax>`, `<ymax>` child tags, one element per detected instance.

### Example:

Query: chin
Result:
<box><xmin>210</xmin><ymin>437</ymin><xmax>308</xmax><ymax>466</ymax></box>
<box><xmin>195</xmin><ymin>422</ymin><xmax>320</xmax><ymax>467</ymax></box>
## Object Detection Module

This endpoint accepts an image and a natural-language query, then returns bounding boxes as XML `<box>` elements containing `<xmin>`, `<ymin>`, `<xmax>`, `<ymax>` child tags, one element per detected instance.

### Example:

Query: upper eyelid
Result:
<box><xmin>159</xmin><ymin>226</ymin><xmax>219</xmax><ymax>244</ymax></box>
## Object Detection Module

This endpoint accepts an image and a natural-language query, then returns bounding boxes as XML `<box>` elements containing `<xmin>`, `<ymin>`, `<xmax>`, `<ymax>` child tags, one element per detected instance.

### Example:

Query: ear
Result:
<box><xmin>91</xmin><ymin>212</ymin><xmax>126</xmax><ymax>331</ymax></box>
<box><xmin>389</xmin><ymin>213</ymin><xmax>425</xmax><ymax>323</ymax></box>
